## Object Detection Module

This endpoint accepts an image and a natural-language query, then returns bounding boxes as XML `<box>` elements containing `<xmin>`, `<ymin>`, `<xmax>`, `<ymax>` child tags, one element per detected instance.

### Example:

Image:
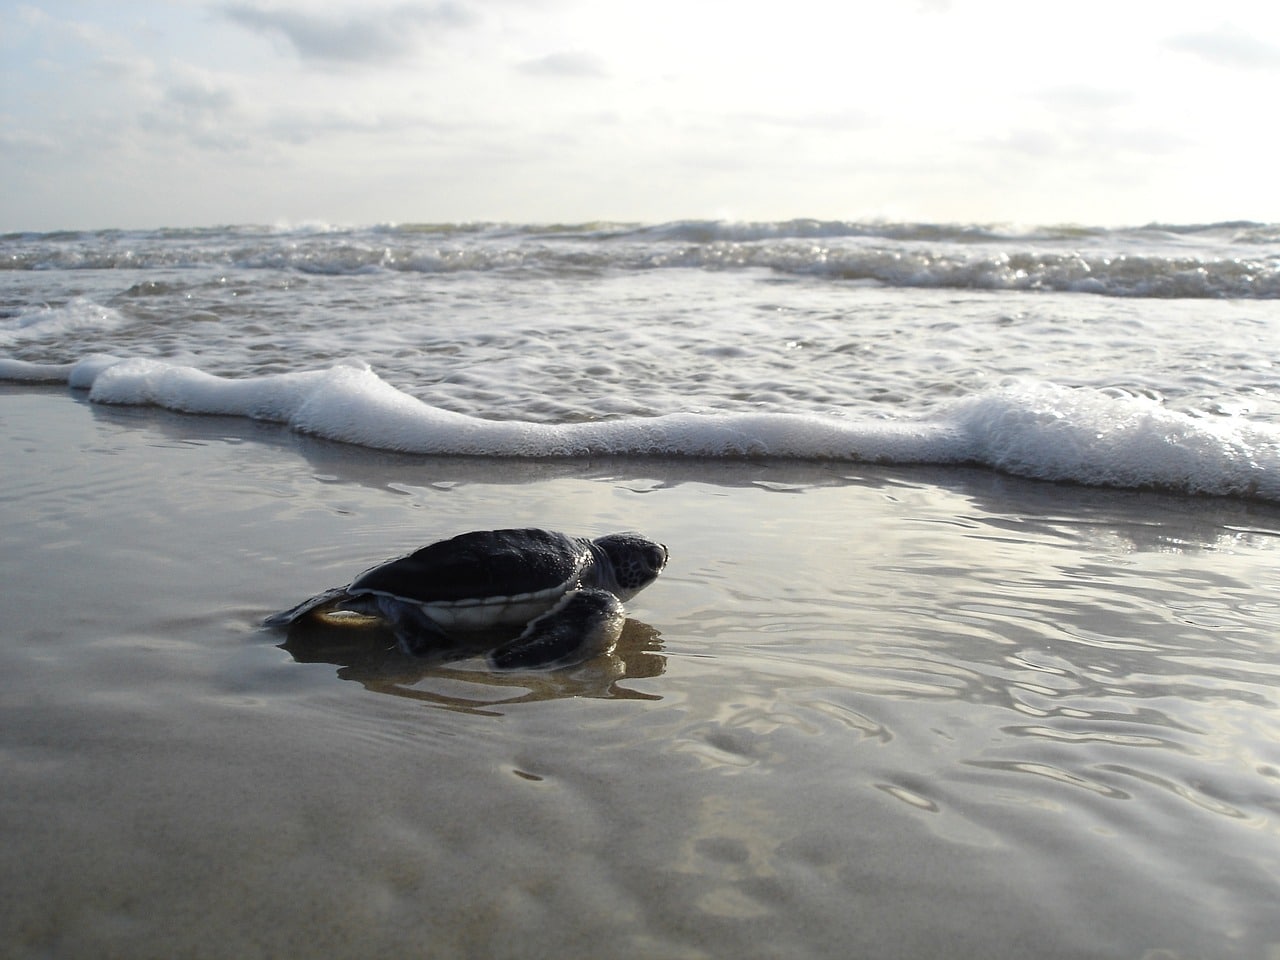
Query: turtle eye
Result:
<box><xmin>649</xmin><ymin>543</ymin><xmax>669</xmax><ymax>573</ymax></box>
<box><xmin>629</xmin><ymin>544</ymin><xmax>667</xmax><ymax>585</ymax></box>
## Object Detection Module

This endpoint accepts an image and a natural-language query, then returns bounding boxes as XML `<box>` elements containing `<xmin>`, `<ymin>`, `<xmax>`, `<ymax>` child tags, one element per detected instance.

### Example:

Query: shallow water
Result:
<box><xmin>7</xmin><ymin>263</ymin><xmax>1280</xmax><ymax>425</ymax></box>
<box><xmin>3</xmin><ymin>389</ymin><xmax>1279</xmax><ymax>958</ymax></box>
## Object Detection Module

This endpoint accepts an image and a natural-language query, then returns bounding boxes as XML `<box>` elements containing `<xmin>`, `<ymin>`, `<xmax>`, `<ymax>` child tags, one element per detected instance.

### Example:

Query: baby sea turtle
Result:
<box><xmin>265</xmin><ymin>528</ymin><xmax>668</xmax><ymax>669</ymax></box>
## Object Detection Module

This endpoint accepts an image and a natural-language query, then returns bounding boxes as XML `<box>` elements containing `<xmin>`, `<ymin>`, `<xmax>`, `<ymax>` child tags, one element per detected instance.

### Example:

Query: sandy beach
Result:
<box><xmin>3</xmin><ymin>385</ymin><xmax>1280</xmax><ymax>959</ymax></box>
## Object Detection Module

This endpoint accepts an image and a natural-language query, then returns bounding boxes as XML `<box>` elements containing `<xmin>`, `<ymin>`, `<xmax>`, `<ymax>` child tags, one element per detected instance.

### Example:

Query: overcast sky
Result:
<box><xmin>4</xmin><ymin>0</ymin><xmax>1280</xmax><ymax>231</ymax></box>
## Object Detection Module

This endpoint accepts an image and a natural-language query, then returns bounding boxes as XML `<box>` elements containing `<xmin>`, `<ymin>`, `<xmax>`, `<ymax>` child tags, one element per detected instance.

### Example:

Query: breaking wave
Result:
<box><xmin>4</xmin><ymin>355</ymin><xmax>1278</xmax><ymax>501</ymax></box>
<box><xmin>3</xmin><ymin>220</ymin><xmax>1277</xmax><ymax>298</ymax></box>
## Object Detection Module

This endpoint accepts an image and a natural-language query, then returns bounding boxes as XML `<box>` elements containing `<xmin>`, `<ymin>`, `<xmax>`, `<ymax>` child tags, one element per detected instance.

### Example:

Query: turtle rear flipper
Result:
<box><xmin>263</xmin><ymin>586</ymin><xmax>355</xmax><ymax>629</ymax></box>
<box><xmin>488</xmin><ymin>589</ymin><xmax>624</xmax><ymax>670</ymax></box>
<box><xmin>371</xmin><ymin>596</ymin><xmax>453</xmax><ymax>656</ymax></box>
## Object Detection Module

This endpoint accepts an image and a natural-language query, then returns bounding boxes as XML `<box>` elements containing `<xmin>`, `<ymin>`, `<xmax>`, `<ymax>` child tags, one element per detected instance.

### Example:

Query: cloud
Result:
<box><xmin>265</xmin><ymin>105</ymin><xmax>463</xmax><ymax>146</ymax></box>
<box><xmin>517</xmin><ymin>50</ymin><xmax>608</xmax><ymax>78</ymax></box>
<box><xmin>128</xmin><ymin>64</ymin><xmax>255</xmax><ymax>151</ymax></box>
<box><xmin>1035</xmin><ymin>86</ymin><xmax>1131</xmax><ymax>112</ymax></box>
<box><xmin>740</xmin><ymin>109</ymin><xmax>875</xmax><ymax>133</ymax></box>
<box><xmin>1167</xmin><ymin>27</ymin><xmax>1280</xmax><ymax>69</ymax></box>
<box><xmin>219</xmin><ymin>1</ymin><xmax>473</xmax><ymax>64</ymax></box>
<box><xmin>0</xmin><ymin>126</ymin><xmax>60</xmax><ymax>155</ymax></box>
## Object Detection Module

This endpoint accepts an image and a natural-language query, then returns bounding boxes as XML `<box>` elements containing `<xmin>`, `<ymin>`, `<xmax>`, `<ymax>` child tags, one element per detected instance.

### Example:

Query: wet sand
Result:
<box><xmin>3</xmin><ymin>386</ymin><xmax>1280</xmax><ymax>959</ymax></box>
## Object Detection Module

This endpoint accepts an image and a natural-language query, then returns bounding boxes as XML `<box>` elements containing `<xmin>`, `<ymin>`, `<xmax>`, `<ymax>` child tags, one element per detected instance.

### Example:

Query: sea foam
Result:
<box><xmin>0</xmin><ymin>299</ymin><xmax>129</xmax><ymax>346</ymax></box>
<box><xmin>4</xmin><ymin>356</ymin><xmax>1279</xmax><ymax>502</ymax></box>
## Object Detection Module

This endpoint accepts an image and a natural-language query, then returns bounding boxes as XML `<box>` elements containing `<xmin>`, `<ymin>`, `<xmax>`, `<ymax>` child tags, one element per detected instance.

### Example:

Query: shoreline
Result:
<box><xmin>8</xmin><ymin>376</ymin><xmax>1280</xmax><ymax>510</ymax></box>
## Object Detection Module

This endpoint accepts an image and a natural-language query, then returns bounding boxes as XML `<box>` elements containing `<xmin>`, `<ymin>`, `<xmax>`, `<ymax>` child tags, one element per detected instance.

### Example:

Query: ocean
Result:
<box><xmin>2</xmin><ymin>220</ymin><xmax>1280</xmax><ymax>958</ymax></box>
<box><xmin>4</xmin><ymin>220</ymin><xmax>1280</xmax><ymax>493</ymax></box>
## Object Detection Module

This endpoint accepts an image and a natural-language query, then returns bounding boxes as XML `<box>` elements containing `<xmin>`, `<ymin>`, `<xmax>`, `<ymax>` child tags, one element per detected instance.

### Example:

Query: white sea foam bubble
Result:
<box><xmin>0</xmin><ymin>299</ymin><xmax>128</xmax><ymax>346</ymax></box>
<box><xmin>7</xmin><ymin>356</ymin><xmax>1280</xmax><ymax>502</ymax></box>
<box><xmin>949</xmin><ymin>382</ymin><xmax>1279</xmax><ymax>498</ymax></box>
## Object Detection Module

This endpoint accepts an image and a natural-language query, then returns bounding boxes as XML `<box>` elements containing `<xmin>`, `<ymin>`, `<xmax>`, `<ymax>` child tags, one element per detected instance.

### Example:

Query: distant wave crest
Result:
<box><xmin>3</xmin><ymin>220</ymin><xmax>1277</xmax><ymax>298</ymax></box>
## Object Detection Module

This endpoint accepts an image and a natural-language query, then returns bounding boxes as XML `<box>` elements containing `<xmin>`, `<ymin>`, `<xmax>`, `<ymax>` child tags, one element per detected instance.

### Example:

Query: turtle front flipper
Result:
<box><xmin>488</xmin><ymin>589</ymin><xmax>625</xmax><ymax>670</ymax></box>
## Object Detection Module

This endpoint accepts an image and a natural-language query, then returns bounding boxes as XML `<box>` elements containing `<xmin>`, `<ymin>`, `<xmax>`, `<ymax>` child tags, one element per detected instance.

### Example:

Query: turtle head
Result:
<box><xmin>591</xmin><ymin>532</ymin><xmax>668</xmax><ymax>601</ymax></box>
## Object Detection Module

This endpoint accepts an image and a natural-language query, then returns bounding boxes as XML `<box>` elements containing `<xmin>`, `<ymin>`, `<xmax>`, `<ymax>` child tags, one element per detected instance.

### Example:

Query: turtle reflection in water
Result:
<box><xmin>265</xmin><ymin>528</ymin><xmax>669</xmax><ymax>670</ymax></box>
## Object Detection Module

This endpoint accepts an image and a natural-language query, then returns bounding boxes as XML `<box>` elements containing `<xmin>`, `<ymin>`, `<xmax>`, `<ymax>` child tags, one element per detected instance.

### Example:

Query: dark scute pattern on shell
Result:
<box><xmin>349</xmin><ymin>528</ymin><xmax>588</xmax><ymax>603</ymax></box>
